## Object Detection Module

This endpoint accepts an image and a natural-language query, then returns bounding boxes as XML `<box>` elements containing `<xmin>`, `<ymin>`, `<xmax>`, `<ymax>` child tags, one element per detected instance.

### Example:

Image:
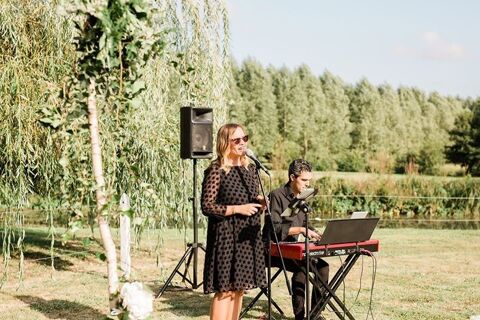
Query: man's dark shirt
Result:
<box><xmin>263</xmin><ymin>183</ymin><xmax>328</xmax><ymax>320</ymax></box>
<box><xmin>263</xmin><ymin>183</ymin><xmax>310</xmax><ymax>243</ymax></box>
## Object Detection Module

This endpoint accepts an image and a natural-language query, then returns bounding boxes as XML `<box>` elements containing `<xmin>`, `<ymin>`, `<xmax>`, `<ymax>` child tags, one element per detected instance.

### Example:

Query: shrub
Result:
<box><xmin>336</xmin><ymin>150</ymin><xmax>367</xmax><ymax>172</ymax></box>
<box><xmin>367</xmin><ymin>152</ymin><xmax>395</xmax><ymax>174</ymax></box>
<box><xmin>418</xmin><ymin>143</ymin><xmax>445</xmax><ymax>175</ymax></box>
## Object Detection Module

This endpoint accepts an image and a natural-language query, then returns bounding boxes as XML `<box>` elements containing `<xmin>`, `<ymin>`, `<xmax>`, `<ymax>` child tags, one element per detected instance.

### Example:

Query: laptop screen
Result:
<box><xmin>317</xmin><ymin>218</ymin><xmax>380</xmax><ymax>245</ymax></box>
<box><xmin>351</xmin><ymin>211</ymin><xmax>368</xmax><ymax>219</ymax></box>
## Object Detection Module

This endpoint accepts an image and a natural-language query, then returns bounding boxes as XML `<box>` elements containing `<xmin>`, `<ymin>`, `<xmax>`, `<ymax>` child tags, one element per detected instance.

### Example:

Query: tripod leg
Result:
<box><xmin>156</xmin><ymin>246</ymin><xmax>193</xmax><ymax>298</ymax></box>
<box><xmin>195</xmin><ymin>244</ymin><xmax>206</xmax><ymax>288</ymax></box>
<box><xmin>183</xmin><ymin>246</ymin><xmax>195</xmax><ymax>283</ymax></box>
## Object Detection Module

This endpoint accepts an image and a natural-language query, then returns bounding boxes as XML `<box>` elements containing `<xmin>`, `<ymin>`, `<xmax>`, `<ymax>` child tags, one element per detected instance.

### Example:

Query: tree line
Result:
<box><xmin>227</xmin><ymin>59</ymin><xmax>480</xmax><ymax>176</ymax></box>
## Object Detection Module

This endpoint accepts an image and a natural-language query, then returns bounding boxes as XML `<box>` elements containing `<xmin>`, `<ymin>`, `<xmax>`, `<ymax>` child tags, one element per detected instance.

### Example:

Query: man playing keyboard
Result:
<box><xmin>263</xmin><ymin>159</ymin><xmax>329</xmax><ymax>320</ymax></box>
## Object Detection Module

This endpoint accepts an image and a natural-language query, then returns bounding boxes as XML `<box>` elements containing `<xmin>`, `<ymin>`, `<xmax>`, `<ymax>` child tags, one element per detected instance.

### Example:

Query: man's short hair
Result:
<box><xmin>288</xmin><ymin>159</ymin><xmax>312</xmax><ymax>177</ymax></box>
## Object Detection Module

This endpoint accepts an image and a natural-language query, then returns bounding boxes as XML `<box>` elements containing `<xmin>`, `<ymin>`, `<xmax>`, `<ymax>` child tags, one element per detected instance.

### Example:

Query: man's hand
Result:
<box><xmin>288</xmin><ymin>227</ymin><xmax>322</xmax><ymax>240</ymax></box>
<box><xmin>303</xmin><ymin>228</ymin><xmax>322</xmax><ymax>241</ymax></box>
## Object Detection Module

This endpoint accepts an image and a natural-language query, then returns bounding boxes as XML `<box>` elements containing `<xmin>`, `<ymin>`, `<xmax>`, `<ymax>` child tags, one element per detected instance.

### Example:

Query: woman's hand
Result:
<box><xmin>233</xmin><ymin>203</ymin><xmax>263</xmax><ymax>216</ymax></box>
<box><xmin>256</xmin><ymin>195</ymin><xmax>269</xmax><ymax>210</ymax></box>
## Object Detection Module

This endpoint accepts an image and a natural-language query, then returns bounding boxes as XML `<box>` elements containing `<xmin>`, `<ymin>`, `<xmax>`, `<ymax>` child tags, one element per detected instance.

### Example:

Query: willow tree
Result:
<box><xmin>0</xmin><ymin>0</ymin><xmax>77</xmax><ymax>286</ymax></box>
<box><xmin>143</xmin><ymin>0</ymin><xmax>230</xmax><ymax>234</ymax></box>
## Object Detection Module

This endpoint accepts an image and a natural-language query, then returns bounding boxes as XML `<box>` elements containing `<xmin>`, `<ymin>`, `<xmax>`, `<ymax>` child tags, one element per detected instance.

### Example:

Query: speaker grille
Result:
<box><xmin>192</xmin><ymin>124</ymin><xmax>213</xmax><ymax>153</ymax></box>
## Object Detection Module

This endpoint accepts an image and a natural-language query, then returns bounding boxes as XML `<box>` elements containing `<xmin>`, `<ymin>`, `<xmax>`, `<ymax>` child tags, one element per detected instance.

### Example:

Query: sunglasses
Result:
<box><xmin>230</xmin><ymin>135</ymin><xmax>249</xmax><ymax>144</ymax></box>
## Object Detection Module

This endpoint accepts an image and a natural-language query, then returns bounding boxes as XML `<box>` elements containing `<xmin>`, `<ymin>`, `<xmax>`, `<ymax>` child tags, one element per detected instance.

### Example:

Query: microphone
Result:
<box><xmin>245</xmin><ymin>149</ymin><xmax>270</xmax><ymax>176</ymax></box>
<box><xmin>288</xmin><ymin>188</ymin><xmax>316</xmax><ymax>212</ymax></box>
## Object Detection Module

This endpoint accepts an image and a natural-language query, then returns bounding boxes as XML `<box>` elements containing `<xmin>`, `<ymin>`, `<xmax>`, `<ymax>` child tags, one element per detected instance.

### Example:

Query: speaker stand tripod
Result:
<box><xmin>157</xmin><ymin>158</ymin><xmax>205</xmax><ymax>297</ymax></box>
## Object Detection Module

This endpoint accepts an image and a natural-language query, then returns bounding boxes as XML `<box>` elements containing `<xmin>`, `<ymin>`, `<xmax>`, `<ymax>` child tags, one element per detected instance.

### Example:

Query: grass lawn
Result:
<box><xmin>0</xmin><ymin>227</ymin><xmax>479</xmax><ymax>319</ymax></box>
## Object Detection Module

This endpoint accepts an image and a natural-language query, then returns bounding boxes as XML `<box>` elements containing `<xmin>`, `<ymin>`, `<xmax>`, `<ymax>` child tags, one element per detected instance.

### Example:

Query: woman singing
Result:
<box><xmin>201</xmin><ymin>123</ymin><xmax>267</xmax><ymax>320</ymax></box>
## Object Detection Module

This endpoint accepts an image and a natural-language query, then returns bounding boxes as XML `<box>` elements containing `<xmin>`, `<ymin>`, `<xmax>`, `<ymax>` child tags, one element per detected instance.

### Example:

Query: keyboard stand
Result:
<box><xmin>299</xmin><ymin>250</ymin><xmax>366</xmax><ymax>320</ymax></box>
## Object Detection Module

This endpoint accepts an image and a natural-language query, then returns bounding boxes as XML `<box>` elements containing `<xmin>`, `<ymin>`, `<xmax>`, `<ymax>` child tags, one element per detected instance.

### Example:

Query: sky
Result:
<box><xmin>226</xmin><ymin>0</ymin><xmax>480</xmax><ymax>98</ymax></box>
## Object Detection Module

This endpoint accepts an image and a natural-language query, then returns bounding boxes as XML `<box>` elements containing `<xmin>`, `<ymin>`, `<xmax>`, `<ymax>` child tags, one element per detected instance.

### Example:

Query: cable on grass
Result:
<box><xmin>364</xmin><ymin>251</ymin><xmax>377</xmax><ymax>320</ymax></box>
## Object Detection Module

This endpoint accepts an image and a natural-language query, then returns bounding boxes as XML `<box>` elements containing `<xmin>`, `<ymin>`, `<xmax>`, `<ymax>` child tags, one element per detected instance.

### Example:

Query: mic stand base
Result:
<box><xmin>239</xmin><ymin>166</ymin><xmax>292</xmax><ymax>320</ymax></box>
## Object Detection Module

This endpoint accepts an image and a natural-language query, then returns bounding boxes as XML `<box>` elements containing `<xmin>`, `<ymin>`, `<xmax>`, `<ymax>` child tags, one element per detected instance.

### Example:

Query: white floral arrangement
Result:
<box><xmin>120</xmin><ymin>282</ymin><xmax>154</xmax><ymax>320</ymax></box>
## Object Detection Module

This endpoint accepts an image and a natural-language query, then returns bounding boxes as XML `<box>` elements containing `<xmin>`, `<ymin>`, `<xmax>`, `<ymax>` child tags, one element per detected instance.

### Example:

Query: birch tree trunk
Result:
<box><xmin>87</xmin><ymin>78</ymin><xmax>120</xmax><ymax>309</ymax></box>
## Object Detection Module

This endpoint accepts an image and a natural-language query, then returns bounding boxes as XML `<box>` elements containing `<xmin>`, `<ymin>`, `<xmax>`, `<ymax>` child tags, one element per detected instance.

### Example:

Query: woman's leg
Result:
<box><xmin>231</xmin><ymin>290</ymin><xmax>245</xmax><ymax>320</ymax></box>
<box><xmin>210</xmin><ymin>291</ymin><xmax>234</xmax><ymax>320</ymax></box>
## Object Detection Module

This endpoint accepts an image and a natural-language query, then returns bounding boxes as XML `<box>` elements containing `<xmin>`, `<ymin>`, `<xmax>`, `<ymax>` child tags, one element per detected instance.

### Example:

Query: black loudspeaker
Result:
<box><xmin>180</xmin><ymin>106</ymin><xmax>213</xmax><ymax>159</ymax></box>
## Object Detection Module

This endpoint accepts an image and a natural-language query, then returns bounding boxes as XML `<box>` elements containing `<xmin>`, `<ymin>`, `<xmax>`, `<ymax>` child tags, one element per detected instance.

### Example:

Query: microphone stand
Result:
<box><xmin>297</xmin><ymin>200</ymin><xmax>312</xmax><ymax>320</ymax></box>
<box><xmin>253</xmin><ymin>167</ymin><xmax>292</xmax><ymax>320</ymax></box>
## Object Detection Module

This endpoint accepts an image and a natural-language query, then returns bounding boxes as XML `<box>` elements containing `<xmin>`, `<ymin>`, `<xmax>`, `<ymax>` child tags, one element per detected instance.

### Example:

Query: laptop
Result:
<box><xmin>351</xmin><ymin>211</ymin><xmax>368</xmax><ymax>219</ymax></box>
<box><xmin>316</xmin><ymin>217</ymin><xmax>380</xmax><ymax>245</ymax></box>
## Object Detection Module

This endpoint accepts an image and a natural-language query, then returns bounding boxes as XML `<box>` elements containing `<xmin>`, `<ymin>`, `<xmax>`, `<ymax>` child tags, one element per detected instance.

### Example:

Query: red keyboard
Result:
<box><xmin>270</xmin><ymin>239</ymin><xmax>380</xmax><ymax>260</ymax></box>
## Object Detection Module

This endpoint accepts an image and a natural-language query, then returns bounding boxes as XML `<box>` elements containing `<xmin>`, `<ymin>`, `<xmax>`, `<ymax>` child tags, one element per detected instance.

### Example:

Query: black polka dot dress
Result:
<box><xmin>201</xmin><ymin>162</ymin><xmax>267</xmax><ymax>294</ymax></box>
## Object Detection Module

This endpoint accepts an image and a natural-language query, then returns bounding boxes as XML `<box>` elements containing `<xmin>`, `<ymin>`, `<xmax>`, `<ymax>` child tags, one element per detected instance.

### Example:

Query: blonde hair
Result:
<box><xmin>214</xmin><ymin>123</ymin><xmax>250</xmax><ymax>171</ymax></box>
